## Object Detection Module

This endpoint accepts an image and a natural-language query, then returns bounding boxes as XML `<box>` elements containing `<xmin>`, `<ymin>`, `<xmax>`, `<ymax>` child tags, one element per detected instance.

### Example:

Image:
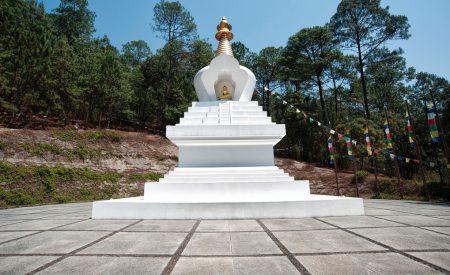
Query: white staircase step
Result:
<box><xmin>232</xmin><ymin>111</ymin><xmax>267</xmax><ymax>117</ymax></box>
<box><xmin>159</xmin><ymin>177</ymin><xmax>294</xmax><ymax>183</ymax></box>
<box><xmin>168</xmin><ymin>170</ymin><xmax>286</xmax><ymax>176</ymax></box>
<box><xmin>144</xmin><ymin>180</ymin><xmax>311</xmax><ymax>202</ymax></box>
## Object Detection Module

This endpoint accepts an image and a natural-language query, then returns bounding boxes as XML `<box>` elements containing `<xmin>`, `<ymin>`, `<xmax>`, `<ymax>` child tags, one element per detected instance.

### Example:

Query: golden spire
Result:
<box><xmin>215</xmin><ymin>17</ymin><xmax>234</xmax><ymax>56</ymax></box>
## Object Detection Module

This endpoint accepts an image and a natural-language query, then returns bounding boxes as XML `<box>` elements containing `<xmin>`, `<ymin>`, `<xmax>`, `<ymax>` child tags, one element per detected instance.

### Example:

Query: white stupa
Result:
<box><xmin>92</xmin><ymin>17</ymin><xmax>364</xmax><ymax>219</ymax></box>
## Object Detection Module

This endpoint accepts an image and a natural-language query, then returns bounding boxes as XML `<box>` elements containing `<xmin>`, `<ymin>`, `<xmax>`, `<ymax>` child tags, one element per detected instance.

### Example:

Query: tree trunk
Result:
<box><xmin>316</xmin><ymin>73</ymin><xmax>329</xmax><ymax>125</ymax></box>
<box><xmin>356</xmin><ymin>36</ymin><xmax>370</xmax><ymax>119</ymax></box>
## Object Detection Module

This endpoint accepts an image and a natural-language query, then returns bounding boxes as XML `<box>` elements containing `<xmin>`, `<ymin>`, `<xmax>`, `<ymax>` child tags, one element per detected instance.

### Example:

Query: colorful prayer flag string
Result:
<box><xmin>364</xmin><ymin>128</ymin><xmax>374</xmax><ymax>159</ymax></box>
<box><xmin>383</xmin><ymin>119</ymin><xmax>393</xmax><ymax>154</ymax></box>
<box><xmin>268</xmin><ymin>90</ymin><xmax>439</xmax><ymax>167</ymax></box>
<box><xmin>406</xmin><ymin>112</ymin><xmax>414</xmax><ymax>147</ymax></box>
<box><xmin>426</xmin><ymin>101</ymin><xmax>440</xmax><ymax>143</ymax></box>
<box><xmin>327</xmin><ymin>135</ymin><xmax>335</xmax><ymax>167</ymax></box>
<box><xmin>345</xmin><ymin>136</ymin><xmax>353</xmax><ymax>160</ymax></box>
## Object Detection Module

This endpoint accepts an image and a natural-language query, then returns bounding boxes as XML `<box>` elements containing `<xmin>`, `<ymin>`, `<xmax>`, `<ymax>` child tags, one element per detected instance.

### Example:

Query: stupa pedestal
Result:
<box><xmin>92</xmin><ymin>17</ymin><xmax>364</xmax><ymax>219</ymax></box>
<box><xmin>92</xmin><ymin>101</ymin><xmax>363</xmax><ymax>219</ymax></box>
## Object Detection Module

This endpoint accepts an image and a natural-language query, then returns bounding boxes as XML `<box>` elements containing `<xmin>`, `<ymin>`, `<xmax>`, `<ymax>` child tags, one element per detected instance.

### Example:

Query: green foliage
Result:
<box><xmin>21</xmin><ymin>143</ymin><xmax>64</xmax><ymax>157</ymax></box>
<box><xmin>50</xmin><ymin>130</ymin><xmax>122</xmax><ymax>143</ymax></box>
<box><xmin>128</xmin><ymin>172</ymin><xmax>161</xmax><ymax>182</ymax></box>
<box><xmin>52</xmin><ymin>0</ymin><xmax>96</xmax><ymax>45</ymax></box>
<box><xmin>152</xmin><ymin>0</ymin><xmax>197</xmax><ymax>43</ymax></box>
<box><xmin>378</xmin><ymin>180</ymin><xmax>394</xmax><ymax>194</ymax></box>
<box><xmin>426</xmin><ymin>182</ymin><xmax>450</xmax><ymax>201</ymax></box>
<box><xmin>329</xmin><ymin>0</ymin><xmax>410</xmax><ymax>119</ymax></box>
<box><xmin>355</xmin><ymin>170</ymin><xmax>369</xmax><ymax>181</ymax></box>
<box><xmin>121</xmin><ymin>40</ymin><xmax>151</xmax><ymax>66</ymax></box>
<box><xmin>0</xmin><ymin>161</ymin><xmax>123</xmax><ymax>207</ymax></box>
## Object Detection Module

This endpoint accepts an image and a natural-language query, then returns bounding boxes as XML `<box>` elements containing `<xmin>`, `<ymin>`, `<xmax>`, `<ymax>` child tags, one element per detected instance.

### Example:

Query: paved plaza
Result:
<box><xmin>0</xmin><ymin>199</ymin><xmax>449</xmax><ymax>274</ymax></box>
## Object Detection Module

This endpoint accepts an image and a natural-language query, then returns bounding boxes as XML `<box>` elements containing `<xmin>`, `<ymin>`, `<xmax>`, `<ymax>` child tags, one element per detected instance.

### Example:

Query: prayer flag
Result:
<box><xmin>345</xmin><ymin>136</ymin><xmax>353</xmax><ymax>160</ymax></box>
<box><xmin>383</xmin><ymin>119</ymin><xmax>394</xmax><ymax>153</ymax></box>
<box><xmin>327</xmin><ymin>135</ymin><xmax>335</xmax><ymax>166</ymax></box>
<box><xmin>364</xmin><ymin>128</ymin><xmax>374</xmax><ymax>159</ymax></box>
<box><xmin>406</xmin><ymin>112</ymin><xmax>414</xmax><ymax>147</ymax></box>
<box><xmin>426</xmin><ymin>101</ymin><xmax>440</xmax><ymax>142</ymax></box>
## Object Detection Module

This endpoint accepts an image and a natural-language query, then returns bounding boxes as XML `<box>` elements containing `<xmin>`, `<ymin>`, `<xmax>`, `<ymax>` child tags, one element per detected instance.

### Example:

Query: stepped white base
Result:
<box><xmin>92</xmin><ymin>195</ymin><xmax>364</xmax><ymax>219</ymax></box>
<box><xmin>92</xmin><ymin>167</ymin><xmax>364</xmax><ymax>219</ymax></box>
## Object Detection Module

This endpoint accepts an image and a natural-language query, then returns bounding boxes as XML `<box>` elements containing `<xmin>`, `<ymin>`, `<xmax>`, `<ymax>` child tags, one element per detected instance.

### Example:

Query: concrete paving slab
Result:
<box><xmin>319</xmin><ymin>216</ymin><xmax>404</xmax><ymax>228</ymax></box>
<box><xmin>172</xmin><ymin>257</ymin><xmax>234</xmax><ymax>275</ymax></box>
<box><xmin>0</xmin><ymin>220</ymin><xmax>27</xmax><ymax>227</ymax></box>
<box><xmin>230</xmin><ymin>232</ymin><xmax>281</xmax><ymax>255</ymax></box>
<box><xmin>37</xmin><ymin>256</ymin><xmax>170</xmax><ymax>275</ymax></box>
<box><xmin>260</xmin><ymin>218</ymin><xmax>333</xmax><ymax>231</ymax></box>
<box><xmin>55</xmin><ymin>219</ymin><xmax>138</xmax><ymax>231</ymax></box>
<box><xmin>197</xmin><ymin>220</ymin><xmax>229</xmax><ymax>232</ymax></box>
<box><xmin>274</xmin><ymin>229</ymin><xmax>386</xmax><ymax>253</ymax></box>
<box><xmin>350</xmin><ymin>227</ymin><xmax>450</xmax><ymax>250</ymax></box>
<box><xmin>228</xmin><ymin>220</ymin><xmax>263</xmax><ymax>232</ymax></box>
<box><xmin>0</xmin><ymin>213</ymin><xmax>58</xmax><ymax>220</ymax></box>
<box><xmin>0</xmin><ymin>231</ymin><xmax>108</xmax><ymax>254</ymax></box>
<box><xmin>80</xmin><ymin>232</ymin><xmax>186</xmax><ymax>255</ymax></box>
<box><xmin>375</xmin><ymin>215</ymin><xmax>450</xmax><ymax>227</ymax></box>
<box><xmin>0</xmin><ymin>256</ymin><xmax>58</xmax><ymax>275</ymax></box>
<box><xmin>407</xmin><ymin>252</ymin><xmax>450</xmax><ymax>271</ymax></box>
<box><xmin>233</xmin><ymin>256</ymin><xmax>299</xmax><ymax>275</ymax></box>
<box><xmin>297</xmin><ymin>252</ymin><xmax>442</xmax><ymax>275</ymax></box>
<box><xmin>0</xmin><ymin>231</ymin><xmax>38</xmax><ymax>243</ymax></box>
<box><xmin>0</xmin><ymin>219</ymin><xmax>84</xmax><ymax>231</ymax></box>
<box><xmin>43</xmin><ymin>213</ymin><xmax>92</xmax><ymax>220</ymax></box>
<box><xmin>433</xmin><ymin>215</ymin><xmax>450</xmax><ymax>220</ymax></box>
<box><xmin>125</xmin><ymin>220</ymin><xmax>196</xmax><ymax>232</ymax></box>
<box><xmin>197</xmin><ymin>220</ymin><xmax>263</xmax><ymax>232</ymax></box>
<box><xmin>364</xmin><ymin>209</ymin><xmax>409</xmax><ymax>216</ymax></box>
<box><xmin>422</xmin><ymin>227</ymin><xmax>450</xmax><ymax>235</ymax></box>
<box><xmin>183</xmin><ymin>233</ymin><xmax>231</xmax><ymax>255</ymax></box>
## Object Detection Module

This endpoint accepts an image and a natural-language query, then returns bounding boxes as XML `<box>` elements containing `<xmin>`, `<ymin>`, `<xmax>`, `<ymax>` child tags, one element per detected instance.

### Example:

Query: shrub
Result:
<box><xmin>356</xmin><ymin>170</ymin><xmax>369</xmax><ymax>181</ymax></box>
<box><xmin>426</xmin><ymin>181</ymin><xmax>450</xmax><ymax>201</ymax></box>
<box><xmin>378</xmin><ymin>180</ymin><xmax>394</xmax><ymax>194</ymax></box>
<box><xmin>129</xmin><ymin>172</ymin><xmax>161</xmax><ymax>182</ymax></box>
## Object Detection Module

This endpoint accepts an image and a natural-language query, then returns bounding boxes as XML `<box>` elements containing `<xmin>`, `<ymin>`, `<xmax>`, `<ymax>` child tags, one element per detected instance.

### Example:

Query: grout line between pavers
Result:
<box><xmin>0</xmin><ymin>218</ymin><xmax>91</xmax><ymax>246</ymax></box>
<box><xmin>314</xmin><ymin>217</ymin><xmax>450</xmax><ymax>274</ymax></box>
<box><xmin>257</xmin><ymin>219</ymin><xmax>311</xmax><ymax>275</ymax></box>
<box><xmin>1</xmin><ymin>225</ymin><xmax>431</xmax><ymax>233</ymax></box>
<box><xmin>161</xmin><ymin>220</ymin><xmax>201</xmax><ymax>275</ymax></box>
<box><xmin>372</xmin><ymin>216</ymin><xmax>450</xmax><ymax>237</ymax></box>
<box><xmin>364</xmin><ymin>200</ymin><xmax>450</xmax><ymax>209</ymax></box>
<box><xmin>2</xmin><ymin>248</ymin><xmax>449</xmax><ymax>258</ymax></box>
<box><xmin>366</xmin><ymin>205</ymin><xmax>450</xmax><ymax>221</ymax></box>
<box><xmin>25</xmin><ymin>219</ymin><xmax>143</xmax><ymax>275</ymax></box>
<box><xmin>0</xmin><ymin>208</ymin><xmax>91</xmax><ymax>229</ymax></box>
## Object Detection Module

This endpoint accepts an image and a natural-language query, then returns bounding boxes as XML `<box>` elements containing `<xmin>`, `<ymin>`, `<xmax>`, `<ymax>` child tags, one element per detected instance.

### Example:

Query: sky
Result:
<box><xmin>41</xmin><ymin>0</ymin><xmax>450</xmax><ymax>80</ymax></box>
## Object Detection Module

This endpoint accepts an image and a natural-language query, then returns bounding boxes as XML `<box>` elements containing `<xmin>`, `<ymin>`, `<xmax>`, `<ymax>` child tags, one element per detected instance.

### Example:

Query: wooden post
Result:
<box><xmin>333</xmin><ymin>155</ymin><xmax>340</xmax><ymax>196</ymax></box>
<box><xmin>405</xmin><ymin>100</ymin><xmax>429</xmax><ymax>200</ymax></box>
<box><xmin>353</xmin><ymin>159</ymin><xmax>359</xmax><ymax>197</ymax></box>
<box><xmin>384</xmin><ymin>107</ymin><xmax>404</xmax><ymax>199</ymax></box>
<box><xmin>373</xmin><ymin>156</ymin><xmax>380</xmax><ymax>196</ymax></box>
<box><xmin>428</xmin><ymin>89</ymin><xmax>450</xmax><ymax>184</ymax></box>
<box><xmin>394</xmin><ymin>156</ymin><xmax>404</xmax><ymax>199</ymax></box>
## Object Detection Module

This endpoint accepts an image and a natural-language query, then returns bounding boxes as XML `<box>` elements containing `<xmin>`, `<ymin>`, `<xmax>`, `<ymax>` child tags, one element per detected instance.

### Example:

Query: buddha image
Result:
<box><xmin>218</xmin><ymin>85</ymin><xmax>232</xmax><ymax>100</ymax></box>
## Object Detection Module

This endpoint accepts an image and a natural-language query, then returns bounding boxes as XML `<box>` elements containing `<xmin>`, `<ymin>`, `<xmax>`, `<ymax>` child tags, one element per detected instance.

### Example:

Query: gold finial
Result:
<box><xmin>215</xmin><ymin>17</ymin><xmax>234</xmax><ymax>56</ymax></box>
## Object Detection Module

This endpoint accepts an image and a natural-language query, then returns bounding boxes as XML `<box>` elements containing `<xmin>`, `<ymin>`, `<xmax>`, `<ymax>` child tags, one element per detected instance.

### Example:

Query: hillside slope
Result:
<box><xmin>0</xmin><ymin>128</ymin><xmax>399</xmax><ymax>207</ymax></box>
